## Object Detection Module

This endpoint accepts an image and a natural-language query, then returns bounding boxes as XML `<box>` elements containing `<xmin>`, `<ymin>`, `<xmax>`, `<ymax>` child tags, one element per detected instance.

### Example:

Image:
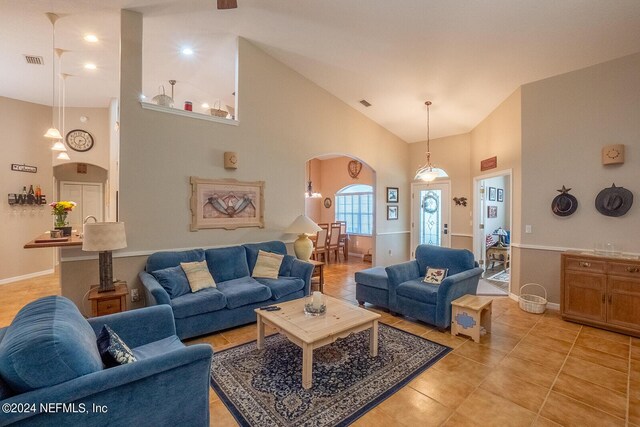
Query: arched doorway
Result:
<box><xmin>53</xmin><ymin>163</ymin><xmax>109</xmax><ymax>229</ymax></box>
<box><xmin>304</xmin><ymin>155</ymin><xmax>376</xmax><ymax>263</ymax></box>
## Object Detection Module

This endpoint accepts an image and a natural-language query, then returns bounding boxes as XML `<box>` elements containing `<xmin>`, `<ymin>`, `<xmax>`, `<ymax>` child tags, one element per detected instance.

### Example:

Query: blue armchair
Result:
<box><xmin>0</xmin><ymin>296</ymin><xmax>212</xmax><ymax>426</ymax></box>
<box><xmin>385</xmin><ymin>245</ymin><xmax>483</xmax><ymax>329</ymax></box>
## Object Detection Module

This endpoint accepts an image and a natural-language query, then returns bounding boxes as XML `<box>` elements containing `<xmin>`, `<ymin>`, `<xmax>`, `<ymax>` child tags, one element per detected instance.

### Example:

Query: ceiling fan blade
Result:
<box><xmin>217</xmin><ymin>0</ymin><xmax>237</xmax><ymax>9</ymax></box>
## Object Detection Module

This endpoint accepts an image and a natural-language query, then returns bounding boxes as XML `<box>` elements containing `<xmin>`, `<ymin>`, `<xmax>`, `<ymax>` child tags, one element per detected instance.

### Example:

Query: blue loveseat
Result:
<box><xmin>385</xmin><ymin>245</ymin><xmax>483</xmax><ymax>329</ymax></box>
<box><xmin>140</xmin><ymin>241</ymin><xmax>314</xmax><ymax>339</ymax></box>
<box><xmin>0</xmin><ymin>296</ymin><xmax>212</xmax><ymax>426</ymax></box>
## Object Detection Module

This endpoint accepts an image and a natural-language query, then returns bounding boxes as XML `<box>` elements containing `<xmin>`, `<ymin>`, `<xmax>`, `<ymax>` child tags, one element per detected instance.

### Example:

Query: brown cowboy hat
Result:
<box><xmin>595</xmin><ymin>184</ymin><xmax>633</xmax><ymax>217</ymax></box>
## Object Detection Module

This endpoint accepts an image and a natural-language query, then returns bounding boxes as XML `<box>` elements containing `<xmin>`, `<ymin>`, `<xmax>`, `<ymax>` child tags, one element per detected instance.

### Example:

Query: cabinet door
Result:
<box><xmin>563</xmin><ymin>271</ymin><xmax>606</xmax><ymax>322</ymax></box>
<box><xmin>607</xmin><ymin>276</ymin><xmax>640</xmax><ymax>330</ymax></box>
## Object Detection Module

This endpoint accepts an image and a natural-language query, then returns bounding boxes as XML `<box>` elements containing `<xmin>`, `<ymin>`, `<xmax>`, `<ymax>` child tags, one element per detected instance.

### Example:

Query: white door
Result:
<box><xmin>60</xmin><ymin>182</ymin><xmax>103</xmax><ymax>229</ymax></box>
<box><xmin>411</xmin><ymin>182</ymin><xmax>451</xmax><ymax>257</ymax></box>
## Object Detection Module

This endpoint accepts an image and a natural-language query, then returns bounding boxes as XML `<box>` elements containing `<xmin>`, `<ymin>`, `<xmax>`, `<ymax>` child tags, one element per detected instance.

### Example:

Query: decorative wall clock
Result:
<box><xmin>66</xmin><ymin>129</ymin><xmax>94</xmax><ymax>152</ymax></box>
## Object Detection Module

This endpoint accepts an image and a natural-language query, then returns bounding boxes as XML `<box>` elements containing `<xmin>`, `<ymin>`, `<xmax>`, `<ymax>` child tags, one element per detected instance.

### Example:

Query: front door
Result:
<box><xmin>411</xmin><ymin>182</ymin><xmax>451</xmax><ymax>257</ymax></box>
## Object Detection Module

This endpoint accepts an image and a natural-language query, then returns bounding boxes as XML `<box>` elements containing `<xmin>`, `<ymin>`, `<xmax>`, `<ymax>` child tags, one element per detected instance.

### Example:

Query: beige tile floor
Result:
<box><xmin>2</xmin><ymin>259</ymin><xmax>639</xmax><ymax>426</ymax></box>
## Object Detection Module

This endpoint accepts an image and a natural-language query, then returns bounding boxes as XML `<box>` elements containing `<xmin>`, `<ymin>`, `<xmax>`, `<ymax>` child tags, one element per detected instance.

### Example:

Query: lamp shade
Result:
<box><xmin>284</xmin><ymin>215</ymin><xmax>321</xmax><ymax>235</ymax></box>
<box><xmin>82</xmin><ymin>222</ymin><xmax>127</xmax><ymax>251</ymax></box>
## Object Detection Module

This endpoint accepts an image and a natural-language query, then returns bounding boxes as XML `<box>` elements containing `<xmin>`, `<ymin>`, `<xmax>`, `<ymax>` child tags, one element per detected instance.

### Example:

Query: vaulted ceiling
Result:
<box><xmin>1</xmin><ymin>0</ymin><xmax>639</xmax><ymax>141</ymax></box>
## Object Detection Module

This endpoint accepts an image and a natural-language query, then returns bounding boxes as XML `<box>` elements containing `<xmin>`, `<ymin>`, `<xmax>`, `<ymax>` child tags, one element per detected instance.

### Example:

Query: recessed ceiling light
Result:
<box><xmin>181</xmin><ymin>47</ymin><xmax>194</xmax><ymax>55</ymax></box>
<box><xmin>201</xmin><ymin>103</ymin><xmax>210</xmax><ymax>109</ymax></box>
<box><xmin>84</xmin><ymin>34</ymin><xmax>99</xmax><ymax>43</ymax></box>
<box><xmin>84</xmin><ymin>63</ymin><xmax>97</xmax><ymax>70</ymax></box>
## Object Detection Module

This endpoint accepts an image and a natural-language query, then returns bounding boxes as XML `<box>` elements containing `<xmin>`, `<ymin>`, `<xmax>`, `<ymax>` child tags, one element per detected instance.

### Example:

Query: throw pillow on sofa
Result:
<box><xmin>181</xmin><ymin>260</ymin><xmax>216</xmax><ymax>292</ymax></box>
<box><xmin>96</xmin><ymin>325</ymin><xmax>137</xmax><ymax>368</ymax></box>
<box><xmin>151</xmin><ymin>265</ymin><xmax>191</xmax><ymax>298</ymax></box>
<box><xmin>423</xmin><ymin>267</ymin><xmax>448</xmax><ymax>284</ymax></box>
<box><xmin>252</xmin><ymin>250</ymin><xmax>284</xmax><ymax>279</ymax></box>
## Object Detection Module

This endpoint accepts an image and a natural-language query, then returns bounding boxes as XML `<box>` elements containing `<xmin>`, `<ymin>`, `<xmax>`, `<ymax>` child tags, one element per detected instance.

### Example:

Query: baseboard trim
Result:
<box><xmin>0</xmin><ymin>268</ymin><xmax>55</xmax><ymax>286</ymax></box>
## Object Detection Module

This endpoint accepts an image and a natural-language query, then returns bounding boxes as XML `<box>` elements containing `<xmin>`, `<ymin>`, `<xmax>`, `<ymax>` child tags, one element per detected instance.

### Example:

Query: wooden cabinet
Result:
<box><xmin>561</xmin><ymin>252</ymin><xmax>640</xmax><ymax>337</ymax></box>
<box><xmin>88</xmin><ymin>283</ymin><xmax>129</xmax><ymax>317</ymax></box>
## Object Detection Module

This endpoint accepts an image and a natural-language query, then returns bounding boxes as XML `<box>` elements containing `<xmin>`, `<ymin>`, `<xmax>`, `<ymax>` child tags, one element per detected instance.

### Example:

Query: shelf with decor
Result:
<box><xmin>140</xmin><ymin>102</ymin><xmax>239</xmax><ymax>126</ymax></box>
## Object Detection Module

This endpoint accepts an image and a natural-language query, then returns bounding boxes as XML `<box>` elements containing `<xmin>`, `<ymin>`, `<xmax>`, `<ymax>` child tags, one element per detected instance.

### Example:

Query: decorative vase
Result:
<box><xmin>54</xmin><ymin>213</ymin><xmax>71</xmax><ymax>236</ymax></box>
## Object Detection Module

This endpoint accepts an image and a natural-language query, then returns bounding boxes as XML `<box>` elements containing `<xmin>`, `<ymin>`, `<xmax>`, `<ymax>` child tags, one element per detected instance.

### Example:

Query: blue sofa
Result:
<box><xmin>385</xmin><ymin>245</ymin><xmax>483</xmax><ymax>329</ymax></box>
<box><xmin>0</xmin><ymin>296</ymin><xmax>212</xmax><ymax>426</ymax></box>
<box><xmin>140</xmin><ymin>241</ymin><xmax>314</xmax><ymax>340</ymax></box>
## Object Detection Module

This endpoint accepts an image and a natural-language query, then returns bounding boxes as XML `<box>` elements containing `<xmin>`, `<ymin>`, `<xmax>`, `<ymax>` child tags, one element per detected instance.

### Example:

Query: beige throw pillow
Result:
<box><xmin>181</xmin><ymin>261</ymin><xmax>216</xmax><ymax>292</ymax></box>
<box><xmin>252</xmin><ymin>250</ymin><xmax>284</xmax><ymax>279</ymax></box>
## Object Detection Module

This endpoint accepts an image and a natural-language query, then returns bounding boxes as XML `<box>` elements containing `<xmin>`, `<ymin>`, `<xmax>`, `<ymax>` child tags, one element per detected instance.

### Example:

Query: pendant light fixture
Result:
<box><xmin>414</xmin><ymin>101</ymin><xmax>448</xmax><ymax>182</ymax></box>
<box><xmin>54</xmin><ymin>73</ymin><xmax>71</xmax><ymax>160</ymax></box>
<box><xmin>52</xmin><ymin>51</ymin><xmax>69</xmax><ymax>153</ymax></box>
<box><xmin>305</xmin><ymin>161</ymin><xmax>322</xmax><ymax>198</ymax></box>
<box><xmin>44</xmin><ymin>13</ymin><xmax>63</xmax><ymax>139</ymax></box>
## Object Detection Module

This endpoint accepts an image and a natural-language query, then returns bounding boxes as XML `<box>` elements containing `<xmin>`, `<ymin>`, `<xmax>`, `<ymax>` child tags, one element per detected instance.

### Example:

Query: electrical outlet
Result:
<box><xmin>525</xmin><ymin>225</ymin><xmax>532</xmax><ymax>234</ymax></box>
<box><xmin>131</xmin><ymin>288</ymin><xmax>140</xmax><ymax>303</ymax></box>
<box><xmin>388</xmin><ymin>250</ymin><xmax>392</xmax><ymax>256</ymax></box>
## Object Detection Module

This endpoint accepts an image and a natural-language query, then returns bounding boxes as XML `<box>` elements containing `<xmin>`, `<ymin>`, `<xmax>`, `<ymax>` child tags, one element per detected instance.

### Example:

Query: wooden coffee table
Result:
<box><xmin>255</xmin><ymin>295</ymin><xmax>380</xmax><ymax>389</ymax></box>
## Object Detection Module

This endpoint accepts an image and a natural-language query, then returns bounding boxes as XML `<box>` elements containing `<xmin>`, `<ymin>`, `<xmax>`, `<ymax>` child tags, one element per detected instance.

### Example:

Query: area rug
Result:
<box><xmin>488</xmin><ymin>269</ymin><xmax>510</xmax><ymax>283</ymax></box>
<box><xmin>210</xmin><ymin>324</ymin><xmax>451</xmax><ymax>427</ymax></box>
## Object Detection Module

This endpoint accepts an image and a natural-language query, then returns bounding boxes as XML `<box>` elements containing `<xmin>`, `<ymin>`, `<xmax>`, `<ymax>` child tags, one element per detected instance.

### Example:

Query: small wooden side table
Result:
<box><xmin>308</xmin><ymin>260</ymin><xmax>325</xmax><ymax>292</ymax></box>
<box><xmin>88</xmin><ymin>282</ymin><xmax>129</xmax><ymax>317</ymax></box>
<box><xmin>486</xmin><ymin>245</ymin><xmax>510</xmax><ymax>269</ymax></box>
<box><xmin>451</xmin><ymin>295</ymin><xmax>493</xmax><ymax>343</ymax></box>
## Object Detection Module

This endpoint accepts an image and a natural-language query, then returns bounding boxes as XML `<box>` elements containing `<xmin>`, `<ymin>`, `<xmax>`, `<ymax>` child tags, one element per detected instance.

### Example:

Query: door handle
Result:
<box><xmin>626</xmin><ymin>267</ymin><xmax>640</xmax><ymax>273</ymax></box>
<box><xmin>579</xmin><ymin>261</ymin><xmax>591</xmax><ymax>268</ymax></box>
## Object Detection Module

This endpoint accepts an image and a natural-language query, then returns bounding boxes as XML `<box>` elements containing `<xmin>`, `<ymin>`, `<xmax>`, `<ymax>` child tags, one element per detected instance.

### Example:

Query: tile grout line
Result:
<box><xmin>438</xmin><ymin>306</ymin><xmax>544</xmax><ymax>426</ymax></box>
<box><xmin>627</xmin><ymin>336</ymin><xmax>632</xmax><ymax>427</ymax></box>
<box><xmin>531</xmin><ymin>323</ymin><xmax>582</xmax><ymax>425</ymax></box>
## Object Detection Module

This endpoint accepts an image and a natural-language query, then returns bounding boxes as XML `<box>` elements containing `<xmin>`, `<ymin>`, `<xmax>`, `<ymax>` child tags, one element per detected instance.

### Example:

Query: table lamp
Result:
<box><xmin>82</xmin><ymin>222</ymin><xmax>127</xmax><ymax>292</ymax></box>
<box><xmin>284</xmin><ymin>215</ymin><xmax>321</xmax><ymax>261</ymax></box>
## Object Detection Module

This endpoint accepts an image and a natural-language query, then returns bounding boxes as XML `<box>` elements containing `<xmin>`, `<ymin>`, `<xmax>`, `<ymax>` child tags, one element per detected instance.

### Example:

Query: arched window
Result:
<box><xmin>335</xmin><ymin>184</ymin><xmax>373</xmax><ymax>235</ymax></box>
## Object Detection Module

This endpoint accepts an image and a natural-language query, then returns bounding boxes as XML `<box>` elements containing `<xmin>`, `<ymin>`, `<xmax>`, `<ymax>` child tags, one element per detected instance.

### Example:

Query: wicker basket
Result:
<box><xmin>519</xmin><ymin>283</ymin><xmax>547</xmax><ymax>314</ymax></box>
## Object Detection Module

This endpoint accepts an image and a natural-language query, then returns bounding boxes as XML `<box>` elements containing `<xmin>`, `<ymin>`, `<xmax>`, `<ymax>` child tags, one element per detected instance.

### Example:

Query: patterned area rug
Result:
<box><xmin>488</xmin><ymin>269</ymin><xmax>510</xmax><ymax>283</ymax></box>
<box><xmin>210</xmin><ymin>324</ymin><xmax>451</xmax><ymax>427</ymax></box>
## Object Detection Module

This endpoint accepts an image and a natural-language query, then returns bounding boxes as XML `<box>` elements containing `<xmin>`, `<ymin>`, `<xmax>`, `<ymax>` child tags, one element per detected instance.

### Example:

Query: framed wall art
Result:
<box><xmin>387</xmin><ymin>205</ymin><xmax>398</xmax><ymax>220</ymax></box>
<box><xmin>487</xmin><ymin>205</ymin><xmax>498</xmax><ymax>218</ymax></box>
<box><xmin>497</xmin><ymin>188</ymin><xmax>504</xmax><ymax>202</ymax></box>
<box><xmin>190</xmin><ymin>177</ymin><xmax>264</xmax><ymax>231</ymax></box>
<box><xmin>387</xmin><ymin>187</ymin><xmax>399</xmax><ymax>203</ymax></box>
<box><xmin>488</xmin><ymin>187</ymin><xmax>496</xmax><ymax>201</ymax></box>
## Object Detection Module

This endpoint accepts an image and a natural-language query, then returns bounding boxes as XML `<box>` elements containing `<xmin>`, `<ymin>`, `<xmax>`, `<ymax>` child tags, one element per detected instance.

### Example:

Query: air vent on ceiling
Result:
<box><xmin>24</xmin><ymin>55</ymin><xmax>44</xmax><ymax>65</ymax></box>
<box><xmin>359</xmin><ymin>99</ymin><xmax>372</xmax><ymax>107</ymax></box>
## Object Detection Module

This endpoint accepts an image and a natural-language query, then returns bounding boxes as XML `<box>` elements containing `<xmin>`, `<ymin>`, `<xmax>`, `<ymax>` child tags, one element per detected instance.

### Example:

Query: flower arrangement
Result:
<box><xmin>50</xmin><ymin>201</ymin><xmax>77</xmax><ymax>227</ymax></box>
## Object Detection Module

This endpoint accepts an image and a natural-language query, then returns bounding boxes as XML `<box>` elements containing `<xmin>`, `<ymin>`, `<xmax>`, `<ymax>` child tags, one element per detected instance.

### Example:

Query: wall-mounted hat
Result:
<box><xmin>595</xmin><ymin>184</ymin><xmax>633</xmax><ymax>217</ymax></box>
<box><xmin>551</xmin><ymin>186</ymin><xmax>578</xmax><ymax>217</ymax></box>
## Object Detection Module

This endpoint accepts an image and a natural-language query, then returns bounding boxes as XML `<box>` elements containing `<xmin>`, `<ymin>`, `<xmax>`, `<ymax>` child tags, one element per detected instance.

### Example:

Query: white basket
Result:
<box><xmin>519</xmin><ymin>283</ymin><xmax>547</xmax><ymax>314</ymax></box>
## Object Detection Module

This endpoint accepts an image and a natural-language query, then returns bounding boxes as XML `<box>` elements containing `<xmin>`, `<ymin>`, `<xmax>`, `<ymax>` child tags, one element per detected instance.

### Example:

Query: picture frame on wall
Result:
<box><xmin>497</xmin><ymin>188</ymin><xmax>504</xmax><ymax>202</ymax></box>
<box><xmin>387</xmin><ymin>205</ymin><xmax>398</xmax><ymax>220</ymax></box>
<box><xmin>488</xmin><ymin>187</ymin><xmax>496</xmax><ymax>201</ymax></box>
<box><xmin>487</xmin><ymin>205</ymin><xmax>498</xmax><ymax>218</ymax></box>
<box><xmin>387</xmin><ymin>187</ymin><xmax>399</xmax><ymax>203</ymax></box>
<box><xmin>190</xmin><ymin>177</ymin><xmax>265</xmax><ymax>231</ymax></box>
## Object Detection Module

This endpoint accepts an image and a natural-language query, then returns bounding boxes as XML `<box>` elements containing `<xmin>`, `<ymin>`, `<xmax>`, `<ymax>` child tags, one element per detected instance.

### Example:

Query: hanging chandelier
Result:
<box><xmin>414</xmin><ymin>101</ymin><xmax>448</xmax><ymax>182</ymax></box>
<box><xmin>43</xmin><ymin>13</ymin><xmax>63</xmax><ymax>140</ymax></box>
<box><xmin>305</xmin><ymin>161</ymin><xmax>322</xmax><ymax>198</ymax></box>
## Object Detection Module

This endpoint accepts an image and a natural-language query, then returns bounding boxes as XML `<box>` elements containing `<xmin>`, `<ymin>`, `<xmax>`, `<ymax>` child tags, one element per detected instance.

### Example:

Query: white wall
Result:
<box><xmin>0</xmin><ymin>97</ymin><xmax>54</xmax><ymax>282</ymax></box>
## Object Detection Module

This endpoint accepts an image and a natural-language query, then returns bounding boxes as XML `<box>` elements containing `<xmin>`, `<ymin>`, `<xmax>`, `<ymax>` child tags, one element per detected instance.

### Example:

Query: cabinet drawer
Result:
<box><xmin>564</xmin><ymin>257</ymin><xmax>606</xmax><ymax>274</ymax></box>
<box><xmin>97</xmin><ymin>298</ymin><xmax>122</xmax><ymax>315</ymax></box>
<box><xmin>608</xmin><ymin>261</ymin><xmax>640</xmax><ymax>278</ymax></box>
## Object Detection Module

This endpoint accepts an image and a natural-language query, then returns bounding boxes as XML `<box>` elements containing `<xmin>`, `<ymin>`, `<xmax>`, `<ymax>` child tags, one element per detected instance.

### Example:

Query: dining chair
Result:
<box><xmin>311</xmin><ymin>228</ymin><xmax>329</xmax><ymax>262</ymax></box>
<box><xmin>327</xmin><ymin>223</ymin><xmax>342</xmax><ymax>262</ymax></box>
<box><xmin>336</xmin><ymin>221</ymin><xmax>348</xmax><ymax>260</ymax></box>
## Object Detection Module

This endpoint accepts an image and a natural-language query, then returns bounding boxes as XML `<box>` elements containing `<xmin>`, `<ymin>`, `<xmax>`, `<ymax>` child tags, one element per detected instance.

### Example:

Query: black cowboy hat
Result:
<box><xmin>595</xmin><ymin>184</ymin><xmax>633</xmax><ymax>217</ymax></box>
<box><xmin>551</xmin><ymin>186</ymin><xmax>578</xmax><ymax>217</ymax></box>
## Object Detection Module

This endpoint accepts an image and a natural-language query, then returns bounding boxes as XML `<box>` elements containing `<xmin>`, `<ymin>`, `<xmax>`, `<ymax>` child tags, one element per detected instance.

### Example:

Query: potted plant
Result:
<box><xmin>50</xmin><ymin>201</ymin><xmax>76</xmax><ymax>237</ymax></box>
